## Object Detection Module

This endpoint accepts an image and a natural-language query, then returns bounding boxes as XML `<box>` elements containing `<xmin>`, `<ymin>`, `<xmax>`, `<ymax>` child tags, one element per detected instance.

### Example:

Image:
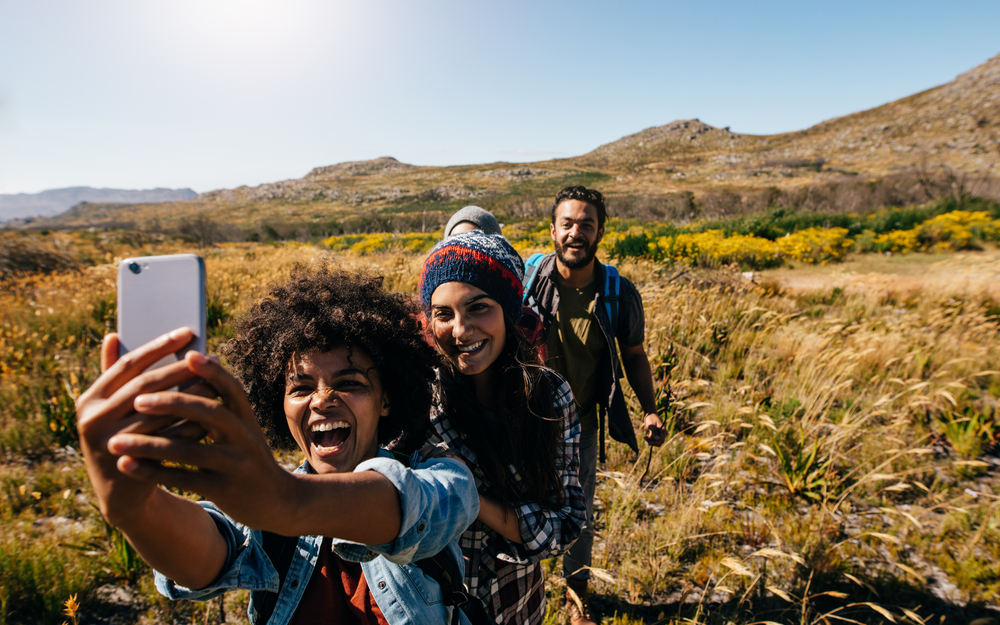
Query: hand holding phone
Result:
<box><xmin>117</xmin><ymin>254</ymin><xmax>206</xmax><ymax>382</ymax></box>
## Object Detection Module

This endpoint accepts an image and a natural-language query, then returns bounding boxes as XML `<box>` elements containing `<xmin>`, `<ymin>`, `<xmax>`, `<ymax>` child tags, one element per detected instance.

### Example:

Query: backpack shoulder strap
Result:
<box><xmin>602</xmin><ymin>263</ymin><xmax>621</xmax><ymax>335</ymax></box>
<box><xmin>389</xmin><ymin>449</ymin><xmax>412</xmax><ymax>466</ymax></box>
<box><xmin>389</xmin><ymin>449</ymin><xmax>491</xmax><ymax>624</ymax></box>
<box><xmin>414</xmin><ymin>551</ymin><xmax>489</xmax><ymax>624</ymax></box>
<box><xmin>251</xmin><ymin>531</ymin><xmax>300</xmax><ymax>625</ymax></box>
<box><xmin>521</xmin><ymin>253</ymin><xmax>548</xmax><ymax>303</ymax></box>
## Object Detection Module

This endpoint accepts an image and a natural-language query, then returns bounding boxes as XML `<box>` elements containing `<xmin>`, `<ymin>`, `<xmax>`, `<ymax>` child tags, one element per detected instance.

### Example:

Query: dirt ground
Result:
<box><xmin>759</xmin><ymin>246</ymin><xmax>1000</xmax><ymax>300</ymax></box>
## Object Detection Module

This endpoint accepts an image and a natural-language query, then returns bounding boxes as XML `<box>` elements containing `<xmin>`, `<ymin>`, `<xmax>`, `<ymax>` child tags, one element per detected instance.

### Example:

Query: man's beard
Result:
<box><xmin>554</xmin><ymin>237</ymin><xmax>599</xmax><ymax>269</ymax></box>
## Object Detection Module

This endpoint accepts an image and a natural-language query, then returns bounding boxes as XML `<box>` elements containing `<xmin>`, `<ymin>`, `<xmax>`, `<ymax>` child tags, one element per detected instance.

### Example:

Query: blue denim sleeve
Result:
<box><xmin>332</xmin><ymin>454</ymin><xmax>479</xmax><ymax>565</ymax></box>
<box><xmin>154</xmin><ymin>501</ymin><xmax>280</xmax><ymax>601</ymax></box>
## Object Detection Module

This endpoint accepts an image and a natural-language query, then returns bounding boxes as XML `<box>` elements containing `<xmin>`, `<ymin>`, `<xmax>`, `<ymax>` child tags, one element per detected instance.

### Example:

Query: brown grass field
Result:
<box><xmin>1</xmin><ymin>231</ymin><xmax>999</xmax><ymax>624</ymax></box>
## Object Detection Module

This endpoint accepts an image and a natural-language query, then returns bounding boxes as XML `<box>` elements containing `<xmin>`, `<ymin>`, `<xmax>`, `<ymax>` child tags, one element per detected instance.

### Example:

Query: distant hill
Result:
<box><xmin>0</xmin><ymin>187</ymin><xmax>197</xmax><ymax>221</ymax></box>
<box><xmin>573</xmin><ymin>52</ymin><xmax>1000</xmax><ymax>182</ymax></box>
<box><xmin>13</xmin><ymin>53</ymin><xmax>1000</xmax><ymax>232</ymax></box>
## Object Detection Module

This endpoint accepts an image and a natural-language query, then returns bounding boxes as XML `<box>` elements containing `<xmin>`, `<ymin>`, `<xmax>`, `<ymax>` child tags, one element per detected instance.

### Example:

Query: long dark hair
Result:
<box><xmin>438</xmin><ymin>316</ymin><xmax>565</xmax><ymax>509</ymax></box>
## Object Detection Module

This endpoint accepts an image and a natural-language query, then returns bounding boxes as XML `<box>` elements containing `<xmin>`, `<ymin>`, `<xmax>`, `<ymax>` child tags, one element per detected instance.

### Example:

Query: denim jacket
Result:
<box><xmin>155</xmin><ymin>449</ymin><xmax>480</xmax><ymax>625</ymax></box>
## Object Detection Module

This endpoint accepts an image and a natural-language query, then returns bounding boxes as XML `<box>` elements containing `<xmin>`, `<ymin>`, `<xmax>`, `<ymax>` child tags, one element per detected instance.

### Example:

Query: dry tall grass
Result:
<box><xmin>1</xmin><ymin>233</ymin><xmax>998</xmax><ymax>624</ymax></box>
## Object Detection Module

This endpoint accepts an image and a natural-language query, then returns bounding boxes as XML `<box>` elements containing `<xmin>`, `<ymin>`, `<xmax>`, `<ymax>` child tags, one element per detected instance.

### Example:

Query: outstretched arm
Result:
<box><xmin>76</xmin><ymin>330</ymin><xmax>228</xmax><ymax>590</ymax></box>
<box><xmin>108</xmin><ymin>351</ymin><xmax>403</xmax><ymax>545</ymax></box>
<box><xmin>620</xmin><ymin>343</ymin><xmax>665</xmax><ymax>446</ymax></box>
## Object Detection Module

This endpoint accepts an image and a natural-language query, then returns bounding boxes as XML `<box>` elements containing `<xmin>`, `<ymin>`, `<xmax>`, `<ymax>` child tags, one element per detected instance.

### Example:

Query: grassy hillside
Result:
<box><xmin>10</xmin><ymin>54</ymin><xmax>1000</xmax><ymax>235</ymax></box>
<box><xmin>1</xmin><ymin>231</ymin><xmax>999</xmax><ymax>624</ymax></box>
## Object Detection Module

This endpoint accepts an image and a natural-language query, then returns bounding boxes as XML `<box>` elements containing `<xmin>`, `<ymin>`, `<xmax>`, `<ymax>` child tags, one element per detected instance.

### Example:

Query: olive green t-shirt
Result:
<box><xmin>545</xmin><ymin>281</ymin><xmax>604</xmax><ymax>432</ymax></box>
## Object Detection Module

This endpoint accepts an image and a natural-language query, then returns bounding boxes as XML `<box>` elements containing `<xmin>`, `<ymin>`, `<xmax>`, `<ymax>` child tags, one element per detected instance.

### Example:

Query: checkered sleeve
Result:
<box><xmin>511</xmin><ymin>372</ymin><xmax>586</xmax><ymax>560</ymax></box>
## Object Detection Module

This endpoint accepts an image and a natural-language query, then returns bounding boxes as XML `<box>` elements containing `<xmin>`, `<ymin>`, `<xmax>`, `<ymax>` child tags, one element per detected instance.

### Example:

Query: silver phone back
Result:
<box><xmin>117</xmin><ymin>254</ymin><xmax>206</xmax><ymax>371</ymax></box>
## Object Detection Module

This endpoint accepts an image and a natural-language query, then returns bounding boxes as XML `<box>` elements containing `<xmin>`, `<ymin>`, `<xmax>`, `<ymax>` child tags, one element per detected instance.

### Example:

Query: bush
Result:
<box><xmin>176</xmin><ymin>216</ymin><xmax>243</xmax><ymax>247</ymax></box>
<box><xmin>0</xmin><ymin>535</ymin><xmax>98</xmax><ymax>625</ymax></box>
<box><xmin>323</xmin><ymin>232</ymin><xmax>438</xmax><ymax>255</ymax></box>
<box><xmin>0</xmin><ymin>238</ymin><xmax>76</xmax><ymax>281</ymax></box>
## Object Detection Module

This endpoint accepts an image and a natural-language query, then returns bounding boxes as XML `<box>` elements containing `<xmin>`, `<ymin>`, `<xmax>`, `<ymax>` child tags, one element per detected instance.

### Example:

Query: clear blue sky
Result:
<box><xmin>1</xmin><ymin>0</ymin><xmax>998</xmax><ymax>194</ymax></box>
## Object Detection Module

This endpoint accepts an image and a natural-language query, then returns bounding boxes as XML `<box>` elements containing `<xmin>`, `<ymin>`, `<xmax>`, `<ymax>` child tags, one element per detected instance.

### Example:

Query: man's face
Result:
<box><xmin>550</xmin><ymin>199</ymin><xmax>604</xmax><ymax>269</ymax></box>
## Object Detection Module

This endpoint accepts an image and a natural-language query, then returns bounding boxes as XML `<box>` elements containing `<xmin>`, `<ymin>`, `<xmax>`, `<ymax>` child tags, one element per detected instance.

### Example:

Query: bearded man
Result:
<box><xmin>522</xmin><ymin>186</ymin><xmax>665</xmax><ymax>625</ymax></box>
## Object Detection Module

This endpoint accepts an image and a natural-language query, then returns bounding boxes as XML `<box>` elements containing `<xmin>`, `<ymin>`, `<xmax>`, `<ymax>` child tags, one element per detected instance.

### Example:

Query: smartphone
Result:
<box><xmin>117</xmin><ymin>254</ymin><xmax>206</xmax><ymax>381</ymax></box>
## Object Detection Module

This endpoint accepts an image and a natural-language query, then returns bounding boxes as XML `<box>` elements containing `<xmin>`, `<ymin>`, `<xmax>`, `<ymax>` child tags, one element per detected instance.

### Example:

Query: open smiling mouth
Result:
<box><xmin>310</xmin><ymin>421</ymin><xmax>351</xmax><ymax>451</ymax></box>
<box><xmin>456</xmin><ymin>340</ymin><xmax>486</xmax><ymax>355</ymax></box>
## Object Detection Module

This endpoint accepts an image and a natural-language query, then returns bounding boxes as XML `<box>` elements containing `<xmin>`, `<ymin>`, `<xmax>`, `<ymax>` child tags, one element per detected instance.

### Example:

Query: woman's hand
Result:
<box><xmin>76</xmin><ymin>328</ymin><xmax>233</xmax><ymax>589</ymax></box>
<box><xmin>76</xmin><ymin>328</ymin><xmax>203</xmax><ymax>526</ymax></box>
<box><xmin>106</xmin><ymin>350</ymin><xmax>297</xmax><ymax>532</ymax></box>
<box><xmin>417</xmin><ymin>442</ymin><xmax>465</xmax><ymax>464</ymax></box>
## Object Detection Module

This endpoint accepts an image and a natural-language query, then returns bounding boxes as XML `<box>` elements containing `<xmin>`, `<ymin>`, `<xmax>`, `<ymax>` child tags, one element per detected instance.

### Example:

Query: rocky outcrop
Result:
<box><xmin>306</xmin><ymin>156</ymin><xmax>415</xmax><ymax>178</ymax></box>
<box><xmin>577</xmin><ymin>119</ymin><xmax>749</xmax><ymax>168</ymax></box>
<box><xmin>475</xmin><ymin>167</ymin><xmax>552</xmax><ymax>180</ymax></box>
<box><xmin>197</xmin><ymin>182</ymin><xmax>411</xmax><ymax>205</ymax></box>
<box><xmin>193</xmin><ymin>157</ymin><xmax>419</xmax><ymax>205</ymax></box>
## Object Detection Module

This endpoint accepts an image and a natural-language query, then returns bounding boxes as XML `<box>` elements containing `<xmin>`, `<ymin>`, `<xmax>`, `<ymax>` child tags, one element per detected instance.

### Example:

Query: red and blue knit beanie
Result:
<box><xmin>420</xmin><ymin>232</ymin><xmax>525</xmax><ymax>323</ymax></box>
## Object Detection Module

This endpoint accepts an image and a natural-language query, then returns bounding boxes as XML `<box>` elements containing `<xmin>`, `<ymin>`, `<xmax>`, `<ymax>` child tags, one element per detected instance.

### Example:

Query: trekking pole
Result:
<box><xmin>638</xmin><ymin>445</ymin><xmax>653</xmax><ymax>487</ymax></box>
<box><xmin>638</xmin><ymin>393</ymin><xmax>672</xmax><ymax>487</ymax></box>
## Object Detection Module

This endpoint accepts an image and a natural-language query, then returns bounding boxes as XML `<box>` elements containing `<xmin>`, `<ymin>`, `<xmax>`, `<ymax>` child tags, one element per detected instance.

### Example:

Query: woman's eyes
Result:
<box><xmin>432</xmin><ymin>302</ymin><xmax>493</xmax><ymax>321</ymax></box>
<box><xmin>286</xmin><ymin>380</ymin><xmax>364</xmax><ymax>396</ymax></box>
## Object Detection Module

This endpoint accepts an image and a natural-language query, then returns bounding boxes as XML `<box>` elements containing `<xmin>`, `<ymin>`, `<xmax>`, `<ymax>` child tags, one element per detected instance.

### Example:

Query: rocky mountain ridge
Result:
<box><xmin>12</xmin><ymin>53</ymin><xmax>999</xmax><ymax>230</ymax></box>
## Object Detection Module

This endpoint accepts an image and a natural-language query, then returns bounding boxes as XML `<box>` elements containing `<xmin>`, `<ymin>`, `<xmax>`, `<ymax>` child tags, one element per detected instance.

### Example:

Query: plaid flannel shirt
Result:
<box><xmin>427</xmin><ymin>370</ymin><xmax>586</xmax><ymax>624</ymax></box>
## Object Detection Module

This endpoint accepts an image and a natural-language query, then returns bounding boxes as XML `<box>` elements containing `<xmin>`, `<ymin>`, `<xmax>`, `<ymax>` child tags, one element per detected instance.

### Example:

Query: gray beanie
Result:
<box><xmin>443</xmin><ymin>205</ymin><xmax>502</xmax><ymax>238</ymax></box>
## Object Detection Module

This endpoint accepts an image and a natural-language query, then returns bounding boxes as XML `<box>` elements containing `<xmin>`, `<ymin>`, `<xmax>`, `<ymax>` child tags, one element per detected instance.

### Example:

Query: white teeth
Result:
<box><xmin>456</xmin><ymin>340</ymin><xmax>485</xmax><ymax>353</ymax></box>
<box><xmin>310</xmin><ymin>422</ymin><xmax>350</xmax><ymax>432</ymax></box>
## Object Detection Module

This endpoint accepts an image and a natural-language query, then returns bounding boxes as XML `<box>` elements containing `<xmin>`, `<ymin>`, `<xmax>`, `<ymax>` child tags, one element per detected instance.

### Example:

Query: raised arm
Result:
<box><xmin>107</xmin><ymin>351</ymin><xmax>404</xmax><ymax>544</ymax></box>
<box><xmin>76</xmin><ymin>330</ymin><xmax>228</xmax><ymax>590</ymax></box>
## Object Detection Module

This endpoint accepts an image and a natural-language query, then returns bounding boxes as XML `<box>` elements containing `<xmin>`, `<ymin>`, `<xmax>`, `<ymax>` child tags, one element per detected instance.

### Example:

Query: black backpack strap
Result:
<box><xmin>414</xmin><ymin>552</ymin><xmax>491</xmax><ymax>625</ymax></box>
<box><xmin>390</xmin><ymin>449</ymin><xmax>492</xmax><ymax>624</ymax></box>
<box><xmin>251</xmin><ymin>532</ymin><xmax>299</xmax><ymax>625</ymax></box>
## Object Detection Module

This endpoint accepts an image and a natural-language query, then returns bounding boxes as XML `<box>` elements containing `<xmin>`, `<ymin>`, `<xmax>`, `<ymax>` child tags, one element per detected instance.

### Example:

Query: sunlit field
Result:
<box><xmin>2</xmin><ymin>227</ymin><xmax>999</xmax><ymax>624</ymax></box>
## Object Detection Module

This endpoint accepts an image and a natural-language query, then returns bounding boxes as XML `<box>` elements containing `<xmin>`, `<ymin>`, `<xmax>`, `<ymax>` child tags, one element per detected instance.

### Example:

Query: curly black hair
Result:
<box><xmin>551</xmin><ymin>185</ymin><xmax>607</xmax><ymax>229</ymax></box>
<box><xmin>222</xmin><ymin>263</ymin><xmax>440</xmax><ymax>453</ymax></box>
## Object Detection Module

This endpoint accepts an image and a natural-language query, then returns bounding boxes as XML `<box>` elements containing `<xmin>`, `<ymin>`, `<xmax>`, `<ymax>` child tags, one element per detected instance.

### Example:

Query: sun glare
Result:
<box><xmin>135</xmin><ymin>0</ymin><xmax>361</xmax><ymax>84</ymax></box>
<box><xmin>179</xmin><ymin>0</ymin><xmax>310</xmax><ymax>53</ymax></box>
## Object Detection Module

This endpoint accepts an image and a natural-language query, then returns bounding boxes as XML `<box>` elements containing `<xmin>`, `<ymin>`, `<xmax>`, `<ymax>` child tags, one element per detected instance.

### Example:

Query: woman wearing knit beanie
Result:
<box><xmin>419</xmin><ymin>232</ymin><xmax>586</xmax><ymax>624</ymax></box>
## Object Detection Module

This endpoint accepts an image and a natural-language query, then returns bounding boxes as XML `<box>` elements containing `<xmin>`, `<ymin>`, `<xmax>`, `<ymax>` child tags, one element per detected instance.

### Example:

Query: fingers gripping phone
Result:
<box><xmin>117</xmin><ymin>254</ymin><xmax>206</xmax><ymax>386</ymax></box>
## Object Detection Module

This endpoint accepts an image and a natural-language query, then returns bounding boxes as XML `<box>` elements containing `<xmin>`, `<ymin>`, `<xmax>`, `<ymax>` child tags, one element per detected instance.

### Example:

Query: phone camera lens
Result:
<box><xmin>128</xmin><ymin>262</ymin><xmax>141</xmax><ymax>274</ymax></box>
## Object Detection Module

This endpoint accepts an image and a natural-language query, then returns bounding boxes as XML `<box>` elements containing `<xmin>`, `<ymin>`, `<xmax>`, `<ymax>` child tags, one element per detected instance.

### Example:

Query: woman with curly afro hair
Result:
<box><xmin>76</xmin><ymin>263</ymin><xmax>482</xmax><ymax>625</ymax></box>
<box><xmin>224</xmin><ymin>265</ymin><xmax>439</xmax><ymax>455</ymax></box>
